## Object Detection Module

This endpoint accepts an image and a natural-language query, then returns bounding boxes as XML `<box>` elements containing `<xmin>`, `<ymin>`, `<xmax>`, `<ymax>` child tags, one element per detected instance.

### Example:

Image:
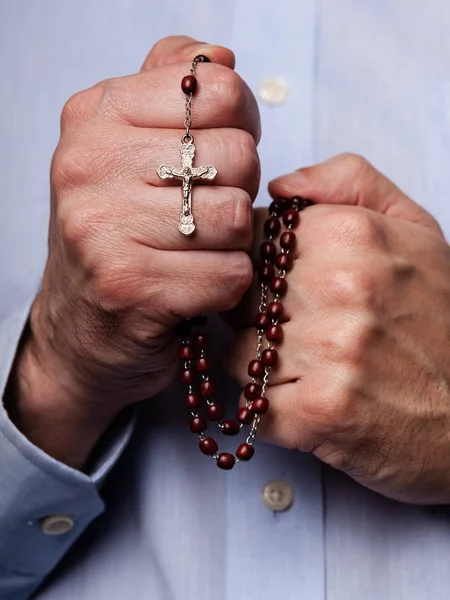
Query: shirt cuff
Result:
<box><xmin>0</xmin><ymin>298</ymin><xmax>135</xmax><ymax>584</ymax></box>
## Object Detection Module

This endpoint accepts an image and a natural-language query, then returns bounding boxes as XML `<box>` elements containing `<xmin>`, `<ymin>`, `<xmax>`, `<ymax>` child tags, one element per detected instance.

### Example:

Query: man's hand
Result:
<box><xmin>7</xmin><ymin>36</ymin><xmax>260</xmax><ymax>468</ymax></box>
<box><xmin>226</xmin><ymin>154</ymin><xmax>450</xmax><ymax>505</ymax></box>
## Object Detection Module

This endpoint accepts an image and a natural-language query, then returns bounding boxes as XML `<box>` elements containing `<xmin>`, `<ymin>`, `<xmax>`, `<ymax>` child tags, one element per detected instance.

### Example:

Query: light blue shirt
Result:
<box><xmin>1</xmin><ymin>1</ymin><xmax>450</xmax><ymax>599</ymax></box>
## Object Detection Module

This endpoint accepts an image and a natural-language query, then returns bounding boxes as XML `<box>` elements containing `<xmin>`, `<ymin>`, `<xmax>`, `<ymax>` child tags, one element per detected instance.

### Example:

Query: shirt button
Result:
<box><xmin>262</xmin><ymin>480</ymin><xmax>294</xmax><ymax>512</ymax></box>
<box><xmin>41</xmin><ymin>515</ymin><xmax>75</xmax><ymax>536</ymax></box>
<box><xmin>258</xmin><ymin>77</ymin><xmax>289</xmax><ymax>106</ymax></box>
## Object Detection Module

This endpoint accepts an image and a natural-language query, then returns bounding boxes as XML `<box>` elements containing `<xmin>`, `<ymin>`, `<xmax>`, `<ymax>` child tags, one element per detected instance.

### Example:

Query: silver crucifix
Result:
<box><xmin>157</xmin><ymin>138</ymin><xmax>217</xmax><ymax>235</ymax></box>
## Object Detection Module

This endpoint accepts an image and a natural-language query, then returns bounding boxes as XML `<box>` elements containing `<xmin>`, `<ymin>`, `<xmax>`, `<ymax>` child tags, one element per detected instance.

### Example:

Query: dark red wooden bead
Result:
<box><xmin>268</xmin><ymin>198</ymin><xmax>286</xmax><ymax>217</ymax></box>
<box><xmin>207</xmin><ymin>403</ymin><xmax>224</xmax><ymax>421</ymax></box>
<box><xmin>248</xmin><ymin>360</ymin><xmax>264</xmax><ymax>378</ymax></box>
<box><xmin>194</xmin><ymin>54</ymin><xmax>211</xmax><ymax>63</ymax></box>
<box><xmin>193</xmin><ymin>333</ymin><xmax>210</xmax><ymax>348</ymax></box>
<box><xmin>252</xmin><ymin>397</ymin><xmax>270</xmax><ymax>414</ymax></box>
<box><xmin>276</xmin><ymin>253</ymin><xmax>293</xmax><ymax>271</ymax></box>
<box><xmin>264</xmin><ymin>217</ymin><xmax>281</xmax><ymax>238</ymax></box>
<box><xmin>217</xmin><ymin>453</ymin><xmax>235</xmax><ymax>470</ymax></box>
<box><xmin>259</xmin><ymin>264</ymin><xmax>275</xmax><ymax>283</ymax></box>
<box><xmin>221</xmin><ymin>419</ymin><xmax>241</xmax><ymax>435</ymax></box>
<box><xmin>292</xmin><ymin>196</ymin><xmax>308</xmax><ymax>211</ymax></box>
<box><xmin>283</xmin><ymin>208</ymin><xmax>299</xmax><ymax>227</ymax></box>
<box><xmin>266</xmin><ymin>324</ymin><xmax>283</xmax><ymax>343</ymax></box>
<box><xmin>196</xmin><ymin>357</ymin><xmax>210</xmax><ymax>372</ymax></box>
<box><xmin>179</xmin><ymin>345</ymin><xmax>195</xmax><ymax>360</ymax></box>
<box><xmin>262</xmin><ymin>349</ymin><xmax>278</xmax><ymax>367</ymax></box>
<box><xmin>199</xmin><ymin>437</ymin><xmax>218</xmax><ymax>455</ymax></box>
<box><xmin>200</xmin><ymin>380</ymin><xmax>214</xmax><ymax>397</ymax></box>
<box><xmin>184</xmin><ymin>393</ymin><xmax>201</xmax><ymax>410</ymax></box>
<box><xmin>280</xmin><ymin>231</ymin><xmax>296</xmax><ymax>250</ymax></box>
<box><xmin>236</xmin><ymin>443</ymin><xmax>255</xmax><ymax>461</ymax></box>
<box><xmin>283</xmin><ymin>197</ymin><xmax>293</xmax><ymax>208</ymax></box>
<box><xmin>270</xmin><ymin>277</ymin><xmax>288</xmax><ymax>296</ymax></box>
<box><xmin>190</xmin><ymin>416</ymin><xmax>207</xmax><ymax>433</ymax></box>
<box><xmin>237</xmin><ymin>407</ymin><xmax>254</xmax><ymax>424</ymax></box>
<box><xmin>267</xmin><ymin>301</ymin><xmax>284</xmax><ymax>321</ymax></box>
<box><xmin>182</xmin><ymin>75</ymin><xmax>197</xmax><ymax>94</ymax></box>
<box><xmin>255</xmin><ymin>312</ymin><xmax>270</xmax><ymax>331</ymax></box>
<box><xmin>260</xmin><ymin>241</ymin><xmax>277</xmax><ymax>261</ymax></box>
<box><xmin>181</xmin><ymin>369</ymin><xmax>195</xmax><ymax>384</ymax></box>
<box><xmin>244</xmin><ymin>382</ymin><xmax>262</xmax><ymax>400</ymax></box>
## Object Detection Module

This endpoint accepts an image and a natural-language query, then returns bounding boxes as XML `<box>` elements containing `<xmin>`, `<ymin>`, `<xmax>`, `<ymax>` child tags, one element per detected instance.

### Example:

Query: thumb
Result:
<box><xmin>140</xmin><ymin>35</ymin><xmax>236</xmax><ymax>72</ymax></box>
<box><xmin>269</xmin><ymin>153</ymin><xmax>442</xmax><ymax>233</ymax></box>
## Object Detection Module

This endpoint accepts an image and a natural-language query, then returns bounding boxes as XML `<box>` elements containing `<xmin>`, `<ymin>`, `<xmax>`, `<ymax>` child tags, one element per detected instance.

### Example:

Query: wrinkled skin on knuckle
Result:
<box><xmin>222</xmin><ymin>189</ymin><xmax>253</xmax><ymax>249</ymax></box>
<box><xmin>322</xmin><ymin>264</ymin><xmax>381</xmax><ymax>311</ymax></box>
<box><xmin>60</xmin><ymin>83</ymin><xmax>105</xmax><ymax>132</ymax></box>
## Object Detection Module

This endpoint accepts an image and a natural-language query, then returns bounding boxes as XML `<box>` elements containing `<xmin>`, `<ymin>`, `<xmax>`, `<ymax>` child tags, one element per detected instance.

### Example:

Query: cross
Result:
<box><xmin>157</xmin><ymin>140</ymin><xmax>217</xmax><ymax>235</ymax></box>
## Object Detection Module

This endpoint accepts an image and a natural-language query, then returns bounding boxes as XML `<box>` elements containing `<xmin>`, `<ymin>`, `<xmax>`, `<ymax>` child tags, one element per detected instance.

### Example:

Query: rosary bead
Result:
<box><xmin>291</xmin><ymin>196</ymin><xmax>308</xmax><ymax>211</ymax></box>
<box><xmin>252</xmin><ymin>397</ymin><xmax>270</xmax><ymax>414</ymax></box>
<box><xmin>259</xmin><ymin>263</ymin><xmax>275</xmax><ymax>284</ymax></box>
<box><xmin>181</xmin><ymin>75</ymin><xmax>197</xmax><ymax>94</ymax></box>
<box><xmin>264</xmin><ymin>217</ymin><xmax>281</xmax><ymax>238</ymax></box>
<box><xmin>280</xmin><ymin>231</ymin><xmax>296</xmax><ymax>250</ymax></box>
<box><xmin>262</xmin><ymin>349</ymin><xmax>278</xmax><ymax>367</ymax></box>
<box><xmin>244</xmin><ymin>382</ymin><xmax>262</xmax><ymax>400</ymax></box>
<box><xmin>200</xmin><ymin>380</ymin><xmax>215</xmax><ymax>397</ymax></box>
<box><xmin>267</xmin><ymin>301</ymin><xmax>284</xmax><ymax>321</ymax></box>
<box><xmin>248</xmin><ymin>360</ymin><xmax>264</xmax><ymax>378</ymax></box>
<box><xmin>196</xmin><ymin>357</ymin><xmax>210</xmax><ymax>372</ymax></box>
<box><xmin>276</xmin><ymin>253</ymin><xmax>293</xmax><ymax>271</ymax></box>
<box><xmin>193</xmin><ymin>332</ymin><xmax>210</xmax><ymax>348</ymax></box>
<box><xmin>237</xmin><ymin>407</ymin><xmax>254</xmax><ymax>424</ymax></box>
<box><xmin>194</xmin><ymin>54</ymin><xmax>211</xmax><ymax>63</ymax></box>
<box><xmin>236</xmin><ymin>443</ymin><xmax>255</xmax><ymax>461</ymax></box>
<box><xmin>199</xmin><ymin>437</ymin><xmax>218</xmax><ymax>455</ymax></box>
<box><xmin>283</xmin><ymin>208</ymin><xmax>299</xmax><ymax>228</ymax></box>
<box><xmin>270</xmin><ymin>277</ymin><xmax>288</xmax><ymax>296</ymax></box>
<box><xmin>190</xmin><ymin>315</ymin><xmax>208</xmax><ymax>326</ymax></box>
<box><xmin>221</xmin><ymin>419</ymin><xmax>241</xmax><ymax>435</ymax></box>
<box><xmin>190</xmin><ymin>416</ymin><xmax>207</xmax><ymax>433</ymax></box>
<box><xmin>179</xmin><ymin>345</ymin><xmax>195</xmax><ymax>360</ymax></box>
<box><xmin>266</xmin><ymin>324</ymin><xmax>283</xmax><ymax>343</ymax></box>
<box><xmin>175</xmin><ymin>319</ymin><xmax>193</xmax><ymax>338</ymax></box>
<box><xmin>260</xmin><ymin>241</ymin><xmax>277</xmax><ymax>261</ymax></box>
<box><xmin>181</xmin><ymin>368</ymin><xmax>195</xmax><ymax>385</ymax></box>
<box><xmin>184</xmin><ymin>393</ymin><xmax>202</xmax><ymax>410</ymax></box>
<box><xmin>207</xmin><ymin>403</ymin><xmax>224</xmax><ymax>421</ymax></box>
<box><xmin>268</xmin><ymin>198</ymin><xmax>286</xmax><ymax>217</ymax></box>
<box><xmin>217</xmin><ymin>453</ymin><xmax>235</xmax><ymax>470</ymax></box>
<box><xmin>255</xmin><ymin>312</ymin><xmax>270</xmax><ymax>331</ymax></box>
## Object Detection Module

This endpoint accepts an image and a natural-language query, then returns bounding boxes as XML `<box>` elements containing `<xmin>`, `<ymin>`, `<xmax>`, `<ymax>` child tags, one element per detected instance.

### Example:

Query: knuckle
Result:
<box><xmin>227</xmin><ymin>189</ymin><xmax>253</xmax><ymax>247</ymax></box>
<box><xmin>335</xmin><ymin>152</ymin><xmax>370</xmax><ymax>178</ymax></box>
<box><xmin>51</xmin><ymin>144</ymin><xmax>93</xmax><ymax>191</ymax></box>
<box><xmin>60</xmin><ymin>85</ymin><xmax>103</xmax><ymax>130</ymax></box>
<box><xmin>220</xmin><ymin>252</ymin><xmax>253</xmax><ymax>308</ymax></box>
<box><xmin>218</xmin><ymin>68</ymin><xmax>247</xmax><ymax>118</ymax></box>
<box><xmin>323</xmin><ymin>265</ymin><xmax>378</xmax><ymax>308</ymax></box>
<box><xmin>59</xmin><ymin>204</ymin><xmax>103</xmax><ymax>248</ymax></box>
<box><xmin>319</xmin><ymin>314</ymin><xmax>380</xmax><ymax>367</ymax></box>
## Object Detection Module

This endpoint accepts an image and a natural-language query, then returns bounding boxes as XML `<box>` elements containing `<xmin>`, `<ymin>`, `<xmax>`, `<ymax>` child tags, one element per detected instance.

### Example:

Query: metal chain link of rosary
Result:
<box><xmin>157</xmin><ymin>56</ymin><xmax>312</xmax><ymax>470</ymax></box>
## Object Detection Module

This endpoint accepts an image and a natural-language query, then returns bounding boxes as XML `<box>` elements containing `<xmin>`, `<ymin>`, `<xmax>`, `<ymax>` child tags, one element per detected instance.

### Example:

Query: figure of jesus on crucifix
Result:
<box><xmin>157</xmin><ymin>138</ymin><xmax>217</xmax><ymax>235</ymax></box>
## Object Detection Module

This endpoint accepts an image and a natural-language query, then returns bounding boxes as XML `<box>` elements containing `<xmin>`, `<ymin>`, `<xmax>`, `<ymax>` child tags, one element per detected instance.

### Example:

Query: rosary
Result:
<box><xmin>158</xmin><ymin>56</ymin><xmax>311</xmax><ymax>470</ymax></box>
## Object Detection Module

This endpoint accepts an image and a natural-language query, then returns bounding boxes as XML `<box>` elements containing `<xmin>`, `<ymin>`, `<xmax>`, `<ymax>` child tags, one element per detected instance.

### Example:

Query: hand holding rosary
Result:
<box><xmin>158</xmin><ymin>56</ymin><xmax>312</xmax><ymax>470</ymax></box>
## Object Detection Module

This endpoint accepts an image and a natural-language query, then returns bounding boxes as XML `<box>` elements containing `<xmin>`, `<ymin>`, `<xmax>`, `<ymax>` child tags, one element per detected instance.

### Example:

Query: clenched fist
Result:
<box><xmin>7</xmin><ymin>36</ymin><xmax>260</xmax><ymax>468</ymax></box>
<box><xmin>227</xmin><ymin>154</ymin><xmax>450</xmax><ymax>505</ymax></box>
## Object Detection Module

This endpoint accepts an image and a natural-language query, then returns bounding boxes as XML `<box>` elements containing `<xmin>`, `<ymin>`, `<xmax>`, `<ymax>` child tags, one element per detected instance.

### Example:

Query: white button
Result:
<box><xmin>41</xmin><ymin>515</ymin><xmax>75</xmax><ymax>536</ymax></box>
<box><xmin>258</xmin><ymin>77</ymin><xmax>289</xmax><ymax>106</ymax></box>
<box><xmin>262</xmin><ymin>480</ymin><xmax>294</xmax><ymax>512</ymax></box>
